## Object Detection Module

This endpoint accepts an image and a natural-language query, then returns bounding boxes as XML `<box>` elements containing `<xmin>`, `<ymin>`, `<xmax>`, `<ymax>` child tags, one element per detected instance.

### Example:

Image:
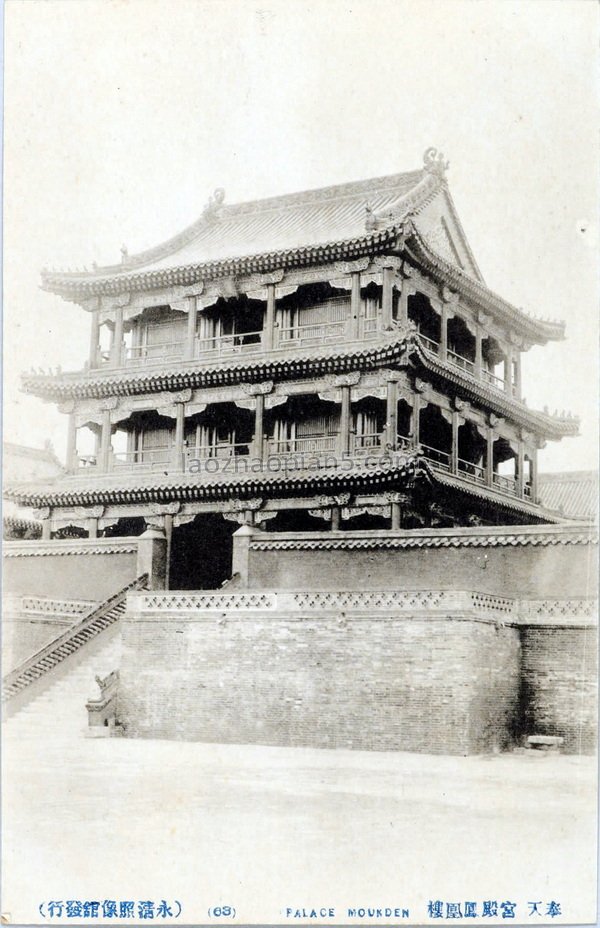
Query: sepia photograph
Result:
<box><xmin>2</xmin><ymin>1</ymin><xmax>598</xmax><ymax>926</ymax></box>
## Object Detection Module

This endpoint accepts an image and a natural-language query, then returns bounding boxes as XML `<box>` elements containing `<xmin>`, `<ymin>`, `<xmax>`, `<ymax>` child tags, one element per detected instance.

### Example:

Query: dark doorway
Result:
<box><xmin>268</xmin><ymin>509</ymin><xmax>326</xmax><ymax>532</ymax></box>
<box><xmin>169</xmin><ymin>514</ymin><xmax>237</xmax><ymax>590</ymax></box>
<box><xmin>341</xmin><ymin>513</ymin><xmax>390</xmax><ymax>531</ymax></box>
<box><xmin>102</xmin><ymin>517</ymin><xmax>146</xmax><ymax>538</ymax></box>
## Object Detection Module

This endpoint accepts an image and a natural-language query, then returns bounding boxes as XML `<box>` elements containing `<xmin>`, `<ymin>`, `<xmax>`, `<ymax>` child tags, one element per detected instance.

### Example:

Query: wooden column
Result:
<box><xmin>351</xmin><ymin>271</ymin><xmax>361</xmax><ymax>339</ymax></box>
<box><xmin>42</xmin><ymin>519</ymin><xmax>52</xmax><ymax>540</ymax></box>
<box><xmin>89</xmin><ymin>308</ymin><xmax>100</xmax><ymax>369</ymax></box>
<box><xmin>338</xmin><ymin>385</ymin><xmax>351</xmax><ymax>456</ymax></box>
<box><xmin>254</xmin><ymin>394</ymin><xmax>265</xmax><ymax>460</ymax></box>
<box><xmin>111</xmin><ymin>307</ymin><xmax>124</xmax><ymax>367</ymax></box>
<box><xmin>331</xmin><ymin>506</ymin><xmax>341</xmax><ymax>531</ymax></box>
<box><xmin>517</xmin><ymin>441</ymin><xmax>525</xmax><ymax>498</ymax></box>
<box><xmin>486</xmin><ymin>427</ymin><xmax>494</xmax><ymax>487</ymax></box>
<box><xmin>391</xmin><ymin>501</ymin><xmax>401</xmax><ymax>530</ymax></box>
<box><xmin>514</xmin><ymin>351</ymin><xmax>522</xmax><ymax>400</ymax></box>
<box><xmin>381</xmin><ymin>267</ymin><xmax>394</xmax><ymax>330</ymax></box>
<box><xmin>264</xmin><ymin>283</ymin><xmax>276</xmax><ymax>350</ymax></box>
<box><xmin>88</xmin><ymin>518</ymin><xmax>98</xmax><ymax>539</ymax></box>
<box><xmin>503</xmin><ymin>347</ymin><xmax>513</xmax><ymax>396</ymax></box>
<box><xmin>397</xmin><ymin>281</ymin><xmax>408</xmax><ymax>325</ymax></box>
<box><xmin>530</xmin><ymin>446</ymin><xmax>538</xmax><ymax>501</ymax></box>
<box><xmin>451</xmin><ymin>411</ymin><xmax>459</xmax><ymax>474</ymax></box>
<box><xmin>173</xmin><ymin>402</ymin><xmax>186</xmax><ymax>470</ymax></box>
<box><xmin>164</xmin><ymin>514</ymin><xmax>173</xmax><ymax>590</ymax></box>
<box><xmin>411</xmin><ymin>395</ymin><xmax>421</xmax><ymax>447</ymax></box>
<box><xmin>440</xmin><ymin>304</ymin><xmax>448</xmax><ymax>362</ymax></box>
<box><xmin>66</xmin><ymin>412</ymin><xmax>77</xmax><ymax>473</ymax></box>
<box><xmin>100</xmin><ymin>408</ymin><xmax>112</xmax><ymax>473</ymax></box>
<box><xmin>185</xmin><ymin>296</ymin><xmax>198</xmax><ymax>360</ymax></box>
<box><xmin>386</xmin><ymin>379</ymin><xmax>398</xmax><ymax>449</ymax></box>
<box><xmin>475</xmin><ymin>327</ymin><xmax>483</xmax><ymax>378</ymax></box>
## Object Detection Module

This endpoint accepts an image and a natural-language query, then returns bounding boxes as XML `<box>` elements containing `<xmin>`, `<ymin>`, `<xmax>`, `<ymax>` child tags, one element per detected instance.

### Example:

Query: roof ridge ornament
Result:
<box><xmin>202</xmin><ymin>187</ymin><xmax>226</xmax><ymax>223</ymax></box>
<box><xmin>423</xmin><ymin>147</ymin><xmax>449</xmax><ymax>178</ymax></box>
<box><xmin>364</xmin><ymin>202</ymin><xmax>377</xmax><ymax>231</ymax></box>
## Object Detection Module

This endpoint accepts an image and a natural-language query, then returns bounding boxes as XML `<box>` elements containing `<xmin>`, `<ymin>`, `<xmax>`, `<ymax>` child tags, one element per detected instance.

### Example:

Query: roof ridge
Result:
<box><xmin>220</xmin><ymin>168</ymin><xmax>426</xmax><ymax>217</ymax></box>
<box><xmin>42</xmin><ymin>169</ymin><xmax>427</xmax><ymax>280</ymax></box>
<box><xmin>538</xmin><ymin>470</ymin><xmax>598</xmax><ymax>480</ymax></box>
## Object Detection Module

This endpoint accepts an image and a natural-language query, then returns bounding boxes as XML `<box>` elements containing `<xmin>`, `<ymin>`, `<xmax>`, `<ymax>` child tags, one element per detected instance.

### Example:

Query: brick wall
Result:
<box><xmin>520</xmin><ymin>625</ymin><xmax>598</xmax><ymax>753</ymax></box>
<box><xmin>3</xmin><ymin>541</ymin><xmax>138</xmax><ymax>599</ymax></box>
<box><xmin>245</xmin><ymin>534</ymin><xmax>596</xmax><ymax>599</ymax></box>
<box><xmin>118</xmin><ymin>610</ymin><xmax>521</xmax><ymax>755</ymax></box>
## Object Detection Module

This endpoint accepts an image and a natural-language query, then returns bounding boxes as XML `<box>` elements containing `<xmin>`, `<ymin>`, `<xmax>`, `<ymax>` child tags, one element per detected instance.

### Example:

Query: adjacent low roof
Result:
<box><xmin>537</xmin><ymin>471</ymin><xmax>598</xmax><ymax>521</ymax></box>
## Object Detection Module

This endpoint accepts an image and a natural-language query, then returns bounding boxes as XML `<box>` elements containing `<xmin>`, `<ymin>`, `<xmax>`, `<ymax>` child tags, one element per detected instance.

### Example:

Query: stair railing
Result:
<box><xmin>2</xmin><ymin>574</ymin><xmax>148</xmax><ymax>702</ymax></box>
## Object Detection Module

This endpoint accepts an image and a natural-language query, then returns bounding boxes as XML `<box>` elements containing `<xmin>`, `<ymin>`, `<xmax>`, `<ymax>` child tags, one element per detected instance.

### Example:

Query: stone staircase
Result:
<box><xmin>2</xmin><ymin>575</ymin><xmax>148</xmax><ymax>740</ymax></box>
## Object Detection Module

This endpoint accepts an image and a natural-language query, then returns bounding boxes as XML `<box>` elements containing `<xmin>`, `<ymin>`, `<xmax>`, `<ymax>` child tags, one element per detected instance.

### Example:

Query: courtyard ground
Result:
<box><xmin>2</xmin><ymin>735</ymin><xmax>597</xmax><ymax>926</ymax></box>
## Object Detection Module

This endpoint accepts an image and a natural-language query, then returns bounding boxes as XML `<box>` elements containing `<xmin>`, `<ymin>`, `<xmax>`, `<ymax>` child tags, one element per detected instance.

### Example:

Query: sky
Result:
<box><xmin>4</xmin><ymin>0</ymin><xmax>599</xmax><ymax>473</ymax></box>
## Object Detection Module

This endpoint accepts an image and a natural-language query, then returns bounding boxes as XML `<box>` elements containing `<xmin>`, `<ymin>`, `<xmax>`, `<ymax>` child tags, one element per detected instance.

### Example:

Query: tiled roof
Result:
<box><xmin>3</xmin><ymin>441</ymin><xmax>62</xmax><ymax>467</ymax></box>
<box><xmin>135</xmin><ymin>171</ymin><xmax>427</xmax><ymax>270</ymax></box>
<box><xmin>425</xmin><ymin>466</ymin><xmax>561</xmax><ymax>523</ymax></box>
<box><xmin>20</xmin><ymin>329</ymin><xmax>579</xmax><ymax>441</ymax></box>
<box><xmin>250</xmin><ymin>523</ymin><xmax>597</xmax><ymax>550</ymax></box>
<box><xmin>42</xmin><ymin>170</ymin><xmax>428</xmax><ymax>296</ymax></box>
<box><xmin>3</xmin><ymin>453</ymin><xmax>565</xmax><ymax>524</ymax></box>
<box><xmin>3</xmin><ymin>455</ymin><xmax>425</xmax><ymax>508</ymax></box>
<box><xmin>404</xmin><ymin>224</ymin><xmax>565</xmax><ymax>343</ymax></box>
<box><xmin>42</xmin><ymin>169</ymin><xmax>431</xmax><ymax>295</ymax></box>
<box><xmin>537</xmin><ymin>471</ymin><xmax>598</xmax><ymax>521</ymax></box>
<box><xmin>39</xmin><ymin>154</ymin><xmax>565</xmax><ymax>345</ymax></box>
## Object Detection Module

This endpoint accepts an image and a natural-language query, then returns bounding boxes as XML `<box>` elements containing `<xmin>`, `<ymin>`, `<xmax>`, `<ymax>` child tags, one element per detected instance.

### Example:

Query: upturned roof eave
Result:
<box><xmin>403</xmin><ymin>226</ymin><xmax>565</xmax><ymax>344</ymax></box>
<box><xmin>19</xmin><ymin>335</ymin><xmax>580</xmax><ymax>442</ymax></box>
<box><xmin>3</xmin><ymin>458</ymin><xmax>560</xmax><ymax>525</ymax></box>
<box><xmin>3</xmin><ymin>456</ymin><xmax>427</xmax><ymax>508</ymax></box>
<box><xmin>40</xmin><ymin>228</ymin><xmax>398</xmax><ymax>300</ymax></box>
<box><xmin>41</xmin><ymin>220</ymin><xmax>562</xmax><ymax>344</ymax></box>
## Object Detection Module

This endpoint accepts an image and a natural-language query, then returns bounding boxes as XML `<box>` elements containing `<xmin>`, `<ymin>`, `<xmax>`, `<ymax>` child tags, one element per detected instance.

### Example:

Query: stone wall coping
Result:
<box><xmin>127</xmin><ymin>590</ymin><xmax>597</xmax><ymax>627</ymax></box>
<box><xmin>3</xmin><ymin>537</ymin><xmax>139</xmax><ymax>558</ymax></box>
<box><xmin>247</xmin><ymin>522</ymin><xmax>597</xmax><ymax>552</ymax></box>
<box><xmin>3</xmin><ymin>594</ymin><xmax>97</xmax><ymax>616</ymax></box>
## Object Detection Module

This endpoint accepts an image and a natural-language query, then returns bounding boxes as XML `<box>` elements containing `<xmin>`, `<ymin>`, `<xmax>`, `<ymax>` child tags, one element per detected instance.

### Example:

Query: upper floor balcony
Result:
<box><xmin>69</xmin><ymin>393</ymin><xmax>538</xmax><ymax>504</ymax></box>
<box><xmin>87</xmin><ymin>280</ymin><xmax>524</xmax><ymax>405</ymax></box>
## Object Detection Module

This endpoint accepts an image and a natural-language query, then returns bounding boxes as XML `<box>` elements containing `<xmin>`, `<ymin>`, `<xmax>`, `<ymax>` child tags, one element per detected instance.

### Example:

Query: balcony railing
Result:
<box><xmin>185</xmin><ymin>442</ymin><xmax>251</xmax><ymax>460</ymax></box>
<box><xmin>447</xmin><ymin>348</ymin><xmax>475</xmax><ymax>374</ymax></box>
<box><xmin>457</xmin><ymin>458</ymin><xmax>486</xmax><ymax>483</ymax></box>
<box><xmin>419</xmin><ymin>334</ymin><xmax>440</xmax><ymax>355</ymax></box>
<box><xmin>420</xmin><ymin>443</ymin><xmax>452</xmax><ymax>471</ymax></box>
<box><xmin>352</xmin><ymin>432</ymin><xmax>383</xmax><ymax>453</ymax></box>
<box><xmin>196</xmin><ymin>331</ymin><xmax>263</xmax><ymax>357</ymax></box>
<box><xmin>267</xmin><ymin>435</ymin><xmax>338</xmax><ymax>456</ymax></box>
<box><xmin>125</xmin><ymin>341</ymin><xmax>187</xmax><ymax>364</ymax></box>
<box><xmin>481</xmin><ymin>368</ymin><xmax>505</xmax><ymax>390</ymax></box>
<box><xmin>493</xmin><ymin>472</ymin><xmax>517</xmax><ymax>493</ymax></box>
<box><xmin>278</xmin><ymin>320</ymin><xmax>347</xmax><ymax>345</ymax></box>
<box><xmin>417</xmin><ymin>333</ymin><xmax>511</xmax><ymax>394</ymax></box>
<box><xmin>419</xmin><ymin>446</ymin><xmax>529</xmax><ymax>499</ymax></box>
<box><xmin>69</xmin><ymin>433</ymin><xmax>533</xmax><ymax>504</ymax></box>
<box><xmin>112</xmin><ymin>448</ymin><xmax>172</xmax><ymax>470</ymax></box>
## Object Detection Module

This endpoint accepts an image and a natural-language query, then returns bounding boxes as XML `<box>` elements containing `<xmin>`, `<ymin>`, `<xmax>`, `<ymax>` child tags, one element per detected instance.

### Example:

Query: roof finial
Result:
<box><xmin>120</xmin><ymin>243</ymin><xmax>129</xmax><ymax>263</ymax></box>
<box><xmin>423</xmin><ymin>147</ymin><xmax>449</xmax><ymax>178</ymax></box>
<box><xmin>365</xmin><ymin>202</ymin><xmax>377</xmax><ymax>231</ymax></box>
<box><xmin>202</xmin><ymin>187</ymin><xmax>226</xmax><ymax>222</ymax></box>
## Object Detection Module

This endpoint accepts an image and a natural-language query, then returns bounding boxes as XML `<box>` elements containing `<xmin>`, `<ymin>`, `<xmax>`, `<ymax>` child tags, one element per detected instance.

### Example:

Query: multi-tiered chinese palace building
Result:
<box><xmin>10</xmin><ymin>150</ymin><xmax>578</xmax><ymax>589</ymax></box>
<box><xmin>4</xmin><ymin>151</ymin><xmax>596</xmax><ymax>757</ymax></box>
